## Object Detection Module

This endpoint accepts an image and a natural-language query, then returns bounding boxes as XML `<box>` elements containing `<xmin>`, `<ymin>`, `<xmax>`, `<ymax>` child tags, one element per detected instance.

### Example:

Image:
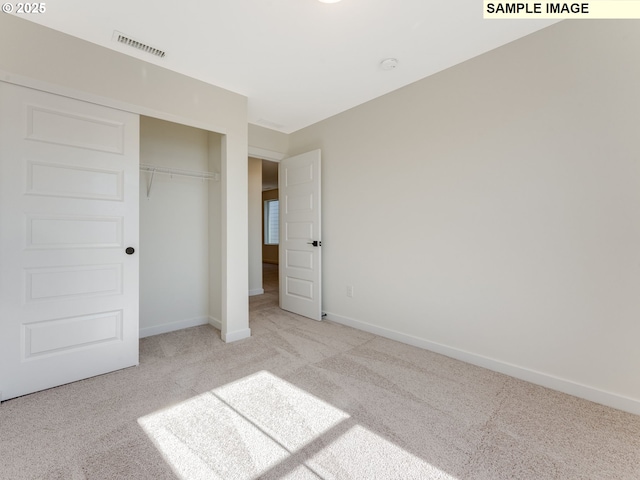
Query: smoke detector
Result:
<box><xmin>112</xmin><ymin>31</ymin><xmax>166</xmax><ymax>58</ymax></box>
<box><xmin>380</xmin><ymin>58</ymin><xmax>399</xmax><ymax>71</ymax></box>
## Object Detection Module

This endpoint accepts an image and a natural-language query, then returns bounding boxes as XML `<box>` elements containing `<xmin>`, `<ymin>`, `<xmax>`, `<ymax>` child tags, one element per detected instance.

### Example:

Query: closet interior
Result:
<box><xmin>139</xmin><ymin>116</ymin><xmax>222</xmax><ymax>338</ymax></box>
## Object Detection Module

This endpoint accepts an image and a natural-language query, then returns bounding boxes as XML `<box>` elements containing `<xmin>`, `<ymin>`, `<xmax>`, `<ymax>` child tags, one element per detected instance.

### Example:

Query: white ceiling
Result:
<box><xmin>20</xmin><ymin>1</ymin><xmax>558</xmax><ymax>134</ymax></box>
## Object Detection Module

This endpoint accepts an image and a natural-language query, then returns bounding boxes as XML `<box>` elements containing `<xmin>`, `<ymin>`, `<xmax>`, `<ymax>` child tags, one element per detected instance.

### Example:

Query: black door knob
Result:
<box><xmin>125</xmin><ymin>247</ymin><xmax>135</xmax><ymax>255</ymax></box>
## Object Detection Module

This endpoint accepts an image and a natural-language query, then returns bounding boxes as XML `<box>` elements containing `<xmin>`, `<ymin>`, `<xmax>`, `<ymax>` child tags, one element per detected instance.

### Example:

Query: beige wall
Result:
<box><xmin>289</xmin><ymin>20</ymin><xmax>640</xmax><ymax>413</ymax></box>
<box><xmin>139</xmin><ymin>117</ymin><xmax>212</xmax><ymax>336</ymax></box>
<box><xmin>262</xmin><ymin>189</ymin><xmax>280</xmax><ymax>265</ymax></box>
<box><xmin>249</xmin><ymin>124</ymin><xmax>289</xmax><ymax>158</ymax></box>
<box><xmin>0</xmin><ymin>14</ymin><xmax>250</xmax><ymax>341</ymax></box>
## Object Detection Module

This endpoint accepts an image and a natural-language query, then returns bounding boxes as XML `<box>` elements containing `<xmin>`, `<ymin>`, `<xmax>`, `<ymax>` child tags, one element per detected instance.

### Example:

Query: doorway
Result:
<box><xmin>261</xmin><ymin>158</ymin><xmax>280</xmax><ymax>303</ymax></box>
<box><xmin>249</xmin><ymin>156</ymin><xmax>280</xmax><ymax>298</ymax></box>
<box><xmin>261</xmin><ymin>160</ymin><xmax>280</xmax><ymax>301</ymax></box>
<box><xmin>249</xmin><ymin>156</ymin><xmax>281</xmax><ymax>315</ymax></box>
<box><xmin>248</xmin><ymin>151</ymin><xmax>323</xmax><ymax>321</ymax></box>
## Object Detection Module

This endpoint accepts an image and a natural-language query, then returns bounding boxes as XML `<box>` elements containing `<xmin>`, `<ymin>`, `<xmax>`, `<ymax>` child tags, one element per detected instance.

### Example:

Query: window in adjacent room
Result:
<box><xmin>264</xmin><ymin>199</ymin><xmax>279</xmax><ymax>245</ymax></box>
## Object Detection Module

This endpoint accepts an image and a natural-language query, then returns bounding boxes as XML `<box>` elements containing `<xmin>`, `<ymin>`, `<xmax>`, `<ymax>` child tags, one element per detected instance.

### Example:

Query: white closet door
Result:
<box><xmin>0</xmin><ymin>82</ymin><xmax>140</xmax><ymax>401</ymax></box>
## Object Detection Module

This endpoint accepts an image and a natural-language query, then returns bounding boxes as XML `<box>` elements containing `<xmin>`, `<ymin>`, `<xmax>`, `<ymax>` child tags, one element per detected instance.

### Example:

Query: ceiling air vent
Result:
<box><xmin>256</xmin><ymin>118</ymin><xmax>285</xmax><ymax>130</ymax></box>
<box><xmin>113</xmin><ymin>31</ymin><xmax>166</xmax><ymax>58</ymax></box>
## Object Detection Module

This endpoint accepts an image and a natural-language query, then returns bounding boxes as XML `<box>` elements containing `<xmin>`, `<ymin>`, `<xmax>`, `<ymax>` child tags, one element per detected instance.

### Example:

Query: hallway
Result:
<box><xmin>249</xmin><ymin>263</ymin><xmax>279</xmax><ymax>313</ymax></box>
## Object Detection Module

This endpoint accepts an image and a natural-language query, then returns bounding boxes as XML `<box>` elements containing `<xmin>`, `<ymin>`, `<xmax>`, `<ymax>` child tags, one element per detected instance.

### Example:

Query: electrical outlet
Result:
<box><xmin>346</xmin><ymin>285</ymin><xmax>354</xmax><ymax>298</ymax></box>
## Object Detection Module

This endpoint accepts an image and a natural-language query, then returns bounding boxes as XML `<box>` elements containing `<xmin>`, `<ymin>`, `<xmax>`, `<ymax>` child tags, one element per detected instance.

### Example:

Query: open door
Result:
<box><xmin>0</xmin><ymin>82</ymin><xmax>140</xmax><ymax>401</ymax></box>
<box><xmin>278</xmin><ymin>150</ymin><xmax>322</xmax><ymax>321</ymax></box>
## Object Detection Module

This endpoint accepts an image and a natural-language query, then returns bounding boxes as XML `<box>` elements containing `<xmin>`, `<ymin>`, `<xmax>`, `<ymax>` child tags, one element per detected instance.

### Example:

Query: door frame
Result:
<box><xmin>0</xmin><ymin>70</ymin><xmax>250</xmax><ymax>343</ymax></box>
<box><xmin>247</xmin><ymin>147</ymin><xmax>285</xmax><ymax>303</ymax></box>
<box><xmin>247</xmin><ymin>147</ymin><xmax>323</xmax><ymax>320</ymax></box>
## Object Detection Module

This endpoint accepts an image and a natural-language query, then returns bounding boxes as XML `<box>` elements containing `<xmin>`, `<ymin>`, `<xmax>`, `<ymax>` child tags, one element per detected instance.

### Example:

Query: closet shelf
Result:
<box><xmin>140</xmin><ymin>163</ymin><xmax>220</xmax><ymax>198</ymax></box>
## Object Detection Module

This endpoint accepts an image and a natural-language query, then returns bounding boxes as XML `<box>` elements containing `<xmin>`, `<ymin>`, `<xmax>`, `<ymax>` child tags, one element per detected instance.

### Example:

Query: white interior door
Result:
<box><xmin>0</xmin><ymin>82</ymin><xmax>140</xmax><ymax>401</ymax></box>
<box><xmin>279</xmin><ymin>149</ymin><xmax>322</xmax><ymax>320</ymax></box>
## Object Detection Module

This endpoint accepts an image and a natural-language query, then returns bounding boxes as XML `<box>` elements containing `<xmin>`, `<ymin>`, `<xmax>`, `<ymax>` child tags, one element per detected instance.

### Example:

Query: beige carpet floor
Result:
<box><xmin>1</xmin><ymin>263</ymin><xmax>639</xmax><ymax>479</ymax></box>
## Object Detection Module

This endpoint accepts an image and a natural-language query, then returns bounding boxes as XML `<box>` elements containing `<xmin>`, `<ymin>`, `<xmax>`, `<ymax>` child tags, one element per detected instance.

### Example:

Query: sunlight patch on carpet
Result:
<box><xmin>138</xmin><ymin>371</ymin><xmax>456</xmax><ymax>479</ymax></box>
<box><xmin>309</xmin><ymin>424</ymin><xmax>455</xmax><ymax>479</ymax></box>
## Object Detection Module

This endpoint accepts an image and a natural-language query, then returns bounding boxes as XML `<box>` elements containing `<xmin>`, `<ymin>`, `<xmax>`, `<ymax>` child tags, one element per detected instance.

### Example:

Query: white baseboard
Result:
<box><xmin>139</xmin><ymin>316</ymin><xmax>210</xmax><ymax>339</ymax></box>
<box><xmin>208</xmin><ymin>316</ymin><xmax>222</xmax><ymax>331</ymax></box>
<box><xmin>223</xmin><ymin>328</ymin><xmax>251</xmax><ymax>343</ymax></box>
<box><xmin>249</xmin><ymin>289</ymin><xmax>265</xmax><ymax>296</ymax></box>
<box><xmin>208</xmin><ymin>317</ymin><xmax>250</xmax><ymax>342</ymax></box>
<box><xmin>324</xmin><ymin>311</ymin><xmax>640</xmax><ymax>416</ymax></box>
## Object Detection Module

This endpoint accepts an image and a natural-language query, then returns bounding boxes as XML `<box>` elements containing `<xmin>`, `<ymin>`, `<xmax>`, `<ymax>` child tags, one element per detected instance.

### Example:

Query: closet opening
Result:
<box><xmin>139</xmin><ymin>116</ymin><xmax>223</xmax><ymax>338</ymax></box>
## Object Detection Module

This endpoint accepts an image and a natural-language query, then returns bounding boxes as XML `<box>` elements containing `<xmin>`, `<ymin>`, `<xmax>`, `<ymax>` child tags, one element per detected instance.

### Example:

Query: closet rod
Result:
<box><xmin>140</xmin><ymin>163</ymin><xmax>220</xmax><ymax>198</ymax></box>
